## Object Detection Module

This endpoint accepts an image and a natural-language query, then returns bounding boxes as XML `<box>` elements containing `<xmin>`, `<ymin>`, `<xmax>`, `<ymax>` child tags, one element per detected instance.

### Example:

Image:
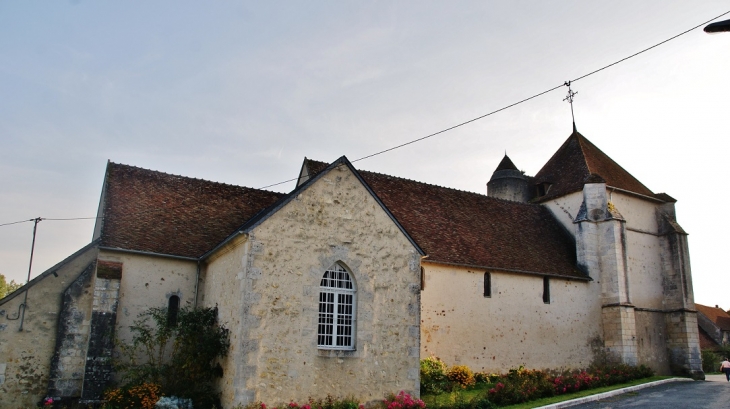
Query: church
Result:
<box><xmin>0</xmin><ymin>128</ymin><xmax>703</xmax><ymax>408</ymax></box>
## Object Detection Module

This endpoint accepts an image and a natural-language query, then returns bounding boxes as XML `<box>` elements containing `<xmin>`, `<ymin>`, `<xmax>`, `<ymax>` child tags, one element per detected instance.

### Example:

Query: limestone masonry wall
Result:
<box><xmin>101</xmin><ymin>251</ymin><xmax>198</xmax><ymax>347</ymax></box>
<box><xmin>202</xmin><ymin>164</ymin><xmax>421</xmax><ymax>407</ymax></box>
<box><xmin>420</xmin><ymin>264</ymin><xmax>602</xmax><ymax>372</ymax></box>
<box><xmin>0</xmin><ymin>245</ymin><xmax>98</xmax><ymax>409</ymax></box>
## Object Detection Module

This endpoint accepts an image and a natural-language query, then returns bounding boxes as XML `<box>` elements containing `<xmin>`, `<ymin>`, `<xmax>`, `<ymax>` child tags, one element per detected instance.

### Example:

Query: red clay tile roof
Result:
<box><xmin>99</xmin><ymin>162</ymin><xmax>284</xmax><ymax>258</ymax></box>
<box><xmin>304</xmin><ymin>159</ymin><xmax>584</xmax><ymax>279</ymax></box>
<box><xmin>533</xmin><ymin>131</ymin><xmax>654</xmax><ymax>202</ymax></box>
<box><xmin>696</xmin><ymin>303</ymin><xmax>730</xmax><ymax>331</ymax></box>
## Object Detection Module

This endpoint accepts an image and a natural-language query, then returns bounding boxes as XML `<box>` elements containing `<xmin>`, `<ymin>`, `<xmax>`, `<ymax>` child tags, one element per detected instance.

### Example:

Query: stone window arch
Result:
<box><xmin>318</xmin><ymin>263</ymin><xmax>356</xmax><ymax>350</ymax></box>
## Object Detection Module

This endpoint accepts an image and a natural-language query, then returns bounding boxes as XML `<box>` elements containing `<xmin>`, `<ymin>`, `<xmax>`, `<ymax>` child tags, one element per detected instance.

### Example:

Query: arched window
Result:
<box><xmin>483</xmin><ymin>272</ymin><xmax>491</xmax><ymax>297</ymax></box>
<box><xmin>318</xmin><ymin>263</ymin><xmax>356</xmax><ymax>350</ymax></box>
<box><xmin>167</xmin><ymin>295</ymin><xmax>180</xmax><ymax>327</ymax></box>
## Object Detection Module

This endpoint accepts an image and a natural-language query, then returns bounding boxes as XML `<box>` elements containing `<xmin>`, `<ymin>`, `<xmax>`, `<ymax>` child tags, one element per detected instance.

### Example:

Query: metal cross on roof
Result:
<box><xmin>563</xmin><ymin>81</ymin><xmax>578</xmax><ymax>132</ymax></box>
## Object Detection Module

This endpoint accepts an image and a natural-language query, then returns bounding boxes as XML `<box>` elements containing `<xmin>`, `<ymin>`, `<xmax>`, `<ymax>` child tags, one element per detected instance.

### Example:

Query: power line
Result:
<box><xmin>0</xmin><ymin>219</ymin><xmax>34</xmax><ymax>227</ymax></box>
<box><xmin>258</xmin><ymin>9</ymin><xmax>729</xmax><ymax>190</ymax></box>
<box><xmin>0</xmin><ymin>217</ymin><xmax>100</xmax><ymax>228</ymax></box>
<box><xmin>44</xmin><ymin>217</ymin><xmax>101</xmax><ymax>221</ymax></box>
<box><xmin>4</xmin><ymin>10</ymin><xmax>730</xmax><ymax>217</ymax></box>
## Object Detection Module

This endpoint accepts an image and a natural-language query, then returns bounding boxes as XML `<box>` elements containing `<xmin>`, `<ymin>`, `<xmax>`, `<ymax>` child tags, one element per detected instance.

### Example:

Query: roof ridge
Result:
<box><xmin>108</xmin><ymin>161</ymin><xmax>282</xmax><ymax>193</ymax></box>
<box><xmin>305</xmin><ymin>157</ymin><xmax>541</xmax><ymax>207</ymax></box>
<box><xmin>357</xmin><ymin>168</ymin><xmax>540</xmax><ymax>208</ymax></box>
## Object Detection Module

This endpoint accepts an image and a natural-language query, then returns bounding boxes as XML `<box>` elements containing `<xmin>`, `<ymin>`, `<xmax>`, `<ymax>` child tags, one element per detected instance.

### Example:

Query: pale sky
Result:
<box><xmin>1</xmin><ymin>2</ymin><xmax>729</xmax><ymax>308</ymax></box>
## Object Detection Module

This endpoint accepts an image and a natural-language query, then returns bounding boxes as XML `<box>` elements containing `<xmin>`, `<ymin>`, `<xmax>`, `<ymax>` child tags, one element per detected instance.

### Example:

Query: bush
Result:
<box><xmin>447</xmin><ymin>365</ymin><xmax>475</xmax><ymax>389</ymax></box>
<box><xmin>308</xmin><ymin>394</ymin><xmax>360</xmax><ymax>409</ymax></box>
<box><xmin>102</xmin><ymin>382</ymin><xmax>161</xmax><ymax>409</ymax></box>
<box><xmin>420</xmin><ymin>356</ymin><xmax>450</xmax><ymax>394</ymax></box>
<box><xmin>487</xmin><ymin>367</ymin><xmax>554</xmax><ymax>405</ymax></box>
<box><xmin>473</xmin><ymin>372</ymin><xmax>499</xmax><ymax>385</ymax></box>
<box><xmin>382</xmin><ymin>391</ymin><xmax>425</xmax><ymax>409</ymax></box>
<box><xmin>113</xmin><ymin>306</ymin><xmax>230</xmax><ymax>409</ymax></box>
<box><xmin>702</xmin><ymin>349</ymin><xmax>721</xmax><ymax>373</ymax></box>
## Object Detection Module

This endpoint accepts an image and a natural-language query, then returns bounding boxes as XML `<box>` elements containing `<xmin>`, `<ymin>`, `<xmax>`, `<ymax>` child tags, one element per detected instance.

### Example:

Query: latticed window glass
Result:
<box><xmin>318</xmin><ymin>263</ymin><xmax>356</xmax><ymax>350</ymax></box>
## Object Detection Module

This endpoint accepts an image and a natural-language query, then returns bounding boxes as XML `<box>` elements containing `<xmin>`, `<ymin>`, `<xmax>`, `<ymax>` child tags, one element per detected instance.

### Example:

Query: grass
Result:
<box><xmin>422</xmin><ymin>383</ymin><xmax>492</xmax><ymax>407</ymax></box>
<box><xmin>422</xmin><ymin>376</ymin><xmax>674</xmax><ymax>409</ymax></box>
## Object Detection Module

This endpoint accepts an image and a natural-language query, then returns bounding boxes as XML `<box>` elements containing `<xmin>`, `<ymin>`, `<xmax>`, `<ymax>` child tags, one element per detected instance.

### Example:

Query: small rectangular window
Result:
<box><xmin>543</xmin><ymin>277</ymin><xmax>550</xmax><ymax>304</ymax></box>
<box><xmin>421</xmin><ymin>267</ymin><xmax>425</xmax><ymax>291</ymax></box>
<box><xmin>483</xmin><ymin>272</ymin><xmax>491</xmax><ymax>297</ymax></box>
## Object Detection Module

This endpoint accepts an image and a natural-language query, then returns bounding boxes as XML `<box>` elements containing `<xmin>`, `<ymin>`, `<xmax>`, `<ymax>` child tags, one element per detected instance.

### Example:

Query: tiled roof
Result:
<box><xmin>533</xmin><ymin>131</ymin><xmax>654</xmax><ymax>201</ymax></box>
<box><xmin>696</xmin><ymin>303</ymin><xmax>730</xmax><ymax>331</ymax></box>
<box><xmin>303</xmin><ymin>159</ymin><xmax>584</xmax><ymax>279</ymax></box>
<box><xmin>99</xmin><ymin>163</ymin><xmax>284</xmax><ymax>258</ymax></box>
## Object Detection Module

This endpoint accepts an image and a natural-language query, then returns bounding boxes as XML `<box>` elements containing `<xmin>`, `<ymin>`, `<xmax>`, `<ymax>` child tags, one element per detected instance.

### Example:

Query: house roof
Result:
<box><xmin>303</xmin><ymin>159</ymin><xmax>585</xmax><ymax>279</ymax></box>
<box><xmin>696</xmin><ymin>303</ymin><xmax>730</xmax><ymax>331</ymax></box>
<box><xmin>533</xmin><ymin>131</ymin><xmax>655</xmax><ymax>201</ymax></box>
<box><xmin>699</xmin><ymin>326</ymin><xmax>721</xmax><ymax>350</ymax></box>
<box><xmin>99</xmin><ymin>162</ymin><xmax>285</xmax><ymax>258</ymax></box>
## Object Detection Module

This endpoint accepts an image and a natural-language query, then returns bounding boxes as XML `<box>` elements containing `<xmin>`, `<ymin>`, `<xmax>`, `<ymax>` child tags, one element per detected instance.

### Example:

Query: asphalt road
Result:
<box><xmin>566</xmin><ymin>375</ymin><xmax>730</xmax><ymax>409</ymax></box>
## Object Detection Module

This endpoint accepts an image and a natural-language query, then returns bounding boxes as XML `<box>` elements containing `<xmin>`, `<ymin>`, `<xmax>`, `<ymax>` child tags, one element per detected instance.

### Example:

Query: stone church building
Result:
<box><xmin>0</xmin><ymin>129</ymin><xmax>702</xmax><ymax>408</ymax></box>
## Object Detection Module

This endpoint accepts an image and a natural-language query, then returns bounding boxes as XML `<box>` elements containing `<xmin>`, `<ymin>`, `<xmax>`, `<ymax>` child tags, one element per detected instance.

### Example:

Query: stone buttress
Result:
<box><xmin>574</xmin><ymin>175</ymin><xmax>638</xmax><ymax>365</ymax></box>
<box><xmin>657</xmin><ymin>200</ymin><xmax>703</xmax><ymax>379</ymax></box>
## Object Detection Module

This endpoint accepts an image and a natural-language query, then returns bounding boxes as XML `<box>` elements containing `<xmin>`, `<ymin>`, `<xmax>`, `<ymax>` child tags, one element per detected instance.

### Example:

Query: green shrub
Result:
<box><xmin>487</xmin><ymin>367</ymin><xmax>554</xmax><ymax>405</ymax></box>
<box><xmin>702</xmin><ymin>349</ymin><xmax>721</xmax><ymax>373</ymax></box>
<box><xmin>114</xmin><ymin>306</ymin><xmax>230</xmax><ymax>409</ymax></box>
<box><xmin>447</xmin><ymin>365</ymin><xmax>476</xmax><ymax>388</ymax></box>
<box><xmin>420</xmin><ymin>356</ymin><xmax>450</xmax><ymax>394</ymax></box>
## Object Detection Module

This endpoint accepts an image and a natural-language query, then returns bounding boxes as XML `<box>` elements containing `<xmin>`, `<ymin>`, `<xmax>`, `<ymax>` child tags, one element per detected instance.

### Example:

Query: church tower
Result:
<box><xmin>487</xmin><ymin>154</ymin><xmax>530</xmax><ymax>202</ymax></box>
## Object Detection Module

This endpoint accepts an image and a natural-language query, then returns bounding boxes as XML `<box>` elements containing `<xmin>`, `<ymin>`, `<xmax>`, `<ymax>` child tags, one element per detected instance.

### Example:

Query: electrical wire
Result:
<box><xmin>0</xmin><ymin>219</ymin><xmax>34</xmax><ymax>227</ymax></box>
<box><xmin>3</xmin><ymin>9</ymin><xmax>729</xmax><ymax>219</ymax></box>
<box><xmin>258</xmin><ymin>9</ymin><xmax>729</xmax><ymax>190</ymax></box>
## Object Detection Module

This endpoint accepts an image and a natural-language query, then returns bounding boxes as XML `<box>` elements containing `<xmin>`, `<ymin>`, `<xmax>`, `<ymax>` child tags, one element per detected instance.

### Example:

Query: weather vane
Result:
<box><xmin>563</xmin><ymin>81</ymin><xmax>577</xmax><ymax>132</ymax></box>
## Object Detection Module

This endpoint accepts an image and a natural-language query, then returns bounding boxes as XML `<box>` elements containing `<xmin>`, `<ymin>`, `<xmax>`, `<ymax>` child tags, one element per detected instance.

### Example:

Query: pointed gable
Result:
<box><xmin>533</xmin><ymin>131</ymin><xmax>654</xmax><ymax>201</ymax></box>
<box><xmin>303</xmin><ymin>159</ymin><xmax>584</xmax><ymax>279</ymax></box>
<box><xmin>100</xmin><ymin>163</ymin><xmax>284</xmax><ymax>258</ymax></box>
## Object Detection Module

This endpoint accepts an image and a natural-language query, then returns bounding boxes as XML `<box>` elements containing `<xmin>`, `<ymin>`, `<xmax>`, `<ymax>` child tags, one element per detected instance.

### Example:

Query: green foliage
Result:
<box><xmin>0</xmin><ymin>274</ymin><xmax>22</xmax><ymax>299</ymax></box>
<box><xmin>702</xmin><ymin>349</ymin><xmax>721</xmax><ymax>373</ymax></box>
<box><xmin>420</xmin><ymin>356</ymin><xmax>450</xmax><ymax>394</ymax></box>
<box><xmin>308</xmin><ymin>394</ymin><xmax>361</xmax><ymax>409</ymax></box>
<box><xmin>447</xmin><ymin>365</ymin><xmax>475</xmax><ymax>389</ymax></box>
<box><xmin>233</xmin><ymin>395</ymin><xmax>362</xmax><ymax>409</ymax></box>
<box><xmin>487</xmin><ymin>367</ymin><xmax>555</xmax><ymax>405</ymax></box>
<box><xmin>115</xmin><ymin>306</ymin><xmax>230</xmax><ymax>409</ymax></box>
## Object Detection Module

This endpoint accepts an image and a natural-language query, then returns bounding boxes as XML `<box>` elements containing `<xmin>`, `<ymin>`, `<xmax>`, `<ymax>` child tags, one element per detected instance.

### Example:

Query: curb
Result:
<box><xmin>532</xmin><ymin>377</ymin><xmax>695</xmax><ymax>409</ymax></box>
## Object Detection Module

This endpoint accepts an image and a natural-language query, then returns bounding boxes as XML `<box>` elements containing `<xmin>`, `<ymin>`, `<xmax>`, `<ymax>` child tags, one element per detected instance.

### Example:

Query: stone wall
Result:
<box><xmin>47</xmin><ymin>262</ymin><xmax>96</xmax><ymax>399</ymax></box>
<box><xmin>634</xmin><ymin>310</ymin><xmax>670</xmax><ymax>374</ymax></box>
<box><xmin>0</xmin><ymin>244</ymin><xmax>98</xmax><ymax>409</ymax></box>
<box><xmin>201</xmin><ymin>164</ymin><xmax>421</xmax><ymax>407</ymax></box>
<box><xmin>100</xmin><ymin>251</ymin><xmax>198</xmax><ymax>348</ymax></box>
<box><xmin>420</xmin><ymin>263</ymin><xmax>602</xmax><ymax>372</ymax></box>
<box><xmin>81</xmin><ymin>261</ymin><xmax>122</xmax><ymax>402</ymax></box>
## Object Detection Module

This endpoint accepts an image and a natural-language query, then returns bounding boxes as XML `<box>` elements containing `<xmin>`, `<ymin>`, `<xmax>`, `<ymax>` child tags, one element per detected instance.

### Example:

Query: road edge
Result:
<box><xmin>533</xmin><ymin>377</ymin><xmax>695</xmax><ymax>409</ymax></box>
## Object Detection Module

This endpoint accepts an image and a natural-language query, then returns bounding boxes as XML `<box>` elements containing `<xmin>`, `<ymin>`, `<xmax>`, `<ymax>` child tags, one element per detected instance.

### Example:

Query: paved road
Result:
<box><xmin>567</xmin><ymin>375</ymin><xmax>730</xmax><ymax>409</ymax></box>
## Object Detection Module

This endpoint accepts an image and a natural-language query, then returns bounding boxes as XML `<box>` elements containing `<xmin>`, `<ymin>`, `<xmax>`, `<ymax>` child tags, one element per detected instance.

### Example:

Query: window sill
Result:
<box><xmin>317</xmin><ymin>348</ymin><xmax>360</xmax><ymax>358</ymax></box>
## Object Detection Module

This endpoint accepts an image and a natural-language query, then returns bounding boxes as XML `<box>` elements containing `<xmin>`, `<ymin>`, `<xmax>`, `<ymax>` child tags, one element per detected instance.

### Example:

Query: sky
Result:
<box><xmin>1</xmin><ymin>2</ymin><xmax>729</xmax><ymax>307</ymax></box>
